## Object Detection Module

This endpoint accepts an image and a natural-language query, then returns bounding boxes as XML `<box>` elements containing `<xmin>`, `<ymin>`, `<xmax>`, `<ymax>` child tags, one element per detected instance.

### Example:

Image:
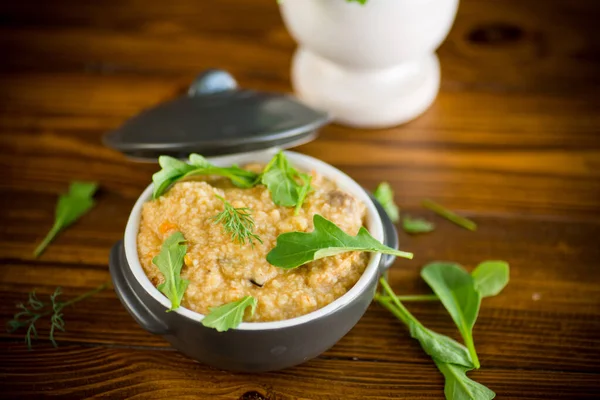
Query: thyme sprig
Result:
<box><xmin>6</xmin><ymin>283</ymin><xmax>108</xmax><ymax>350</ymax></box>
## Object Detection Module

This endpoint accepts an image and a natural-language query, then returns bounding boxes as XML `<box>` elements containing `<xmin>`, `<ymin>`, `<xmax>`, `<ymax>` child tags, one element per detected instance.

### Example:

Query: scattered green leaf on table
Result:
<box><xmin>472</xmin><ymin>261</ymin><xmax>510</xmax><ymax>298</ymax></box>
<box><xmin>421</xmin><ymin>262</ymin><xmax>482</xmax><ymax>369</ymax></box>
<box><xmin>374</xmin><ymin>182</ymin><xmax>399</xmax><ymax>223</ymax></box>
<box><xmin>6</xmin><ymin>283</ymin><xmax>108</xmax><ymax>349</ymax></box>
<box><xmin>435</xmin><ymin>361</ymin><xmax>496</xmax><ymax>400</ymax></box>
<box><xmin>34</xmin><ymin>181</ymin><xmax>98</xmax><ymax>257</ymax></box>
<box><xmin>409</xmin><ymin>323</ymin><xmax>474</xmax><ymax>368</ymax></box>
<box><xmin>152</xmin><ymin>154</ymin><xmax>260</xmax><ymax>199</ymax></box>
<box><xmin>378</xmin><ymin>260</ymin><xmax>511</xmax><ymax>303</ymax></box>
<box><xmin>267</xmin><ymin>214</ymin><xmax>413</xmax><ymax>269</ymax></box>
<box><xmin>402</xmin><ymin>215</ymin><xmax>435</xmax><ymax>234</ymax></box>
<box><xmin>261</xmin><ymin>151</ymin><xmax>312</xmax><ymax>211</ymax></box>
<box><xmin>377</xmin><ymin>277</ymin><xmax>495</xmax><ymax>400</ymax></box>
<box><xmin>152</xmin><ymin>231</ymin><xmax>189</xmax><ymax>311</ymax></box>
<box><xmin>422</xmin><ymin>199</ymin><xmax>477</xmax><ymax>231</ymax></box>
<box><xmin>213</xmin><ymin>195</ymin><xmax>262</xmax><ymax>246</ymax></box>
<box><xmin>202</xmin><ymin>296</ymin><xmax>257</xmax><ymax>332</ymax></box>
<box><xmin>376</xmin><ymin>284</ymin><xmax>473</xmax><ymax>368</ymax></box>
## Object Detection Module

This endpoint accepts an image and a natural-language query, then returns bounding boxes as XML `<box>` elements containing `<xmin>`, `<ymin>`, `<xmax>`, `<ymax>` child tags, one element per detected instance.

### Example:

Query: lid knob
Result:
<box><xmin>188</xmin><ymin>69</ymin><xmax>238</xmax><ymax>97</ymax></box>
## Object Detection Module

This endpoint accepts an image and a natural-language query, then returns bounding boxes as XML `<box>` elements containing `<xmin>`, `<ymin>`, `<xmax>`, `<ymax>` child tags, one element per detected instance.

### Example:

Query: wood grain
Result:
<box><xmin>2</xmin><ymin>344</ymin><xmax>600</xmax><ymax>400</ymax></box>
<box><xmin>0</xmin><ymin>0</ymin><xmax>599</xmax><ymax>398</ymax></box>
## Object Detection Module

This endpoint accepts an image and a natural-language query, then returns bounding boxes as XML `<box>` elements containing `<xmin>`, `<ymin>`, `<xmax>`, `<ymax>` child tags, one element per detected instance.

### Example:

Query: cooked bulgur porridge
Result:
<box><xmin>137</xmin><ymin>165</ymin><xmax>369</xmax><ymax>322</ymax></box>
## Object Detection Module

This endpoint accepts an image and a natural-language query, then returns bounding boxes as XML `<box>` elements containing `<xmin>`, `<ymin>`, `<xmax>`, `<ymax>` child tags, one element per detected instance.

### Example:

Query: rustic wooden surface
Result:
<box><xmin>1</xmin><ymin>0</ymin><xmax>599</xmax><ymax>399</ymax></box>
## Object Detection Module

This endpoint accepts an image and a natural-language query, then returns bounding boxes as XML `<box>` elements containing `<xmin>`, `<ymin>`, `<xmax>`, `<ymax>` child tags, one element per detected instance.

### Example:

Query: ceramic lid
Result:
<box><xmin>103</xmin><ymin>70</ymin><xmax>330</xmax><ymax>160</ymax></box>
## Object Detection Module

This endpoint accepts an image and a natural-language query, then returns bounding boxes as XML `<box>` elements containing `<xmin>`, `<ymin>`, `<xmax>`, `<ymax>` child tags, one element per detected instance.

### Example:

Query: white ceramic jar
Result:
<box><xmin>279</xmin><ymin>0</ymin><xmax>459</xmax><ymax>128</ymax></box>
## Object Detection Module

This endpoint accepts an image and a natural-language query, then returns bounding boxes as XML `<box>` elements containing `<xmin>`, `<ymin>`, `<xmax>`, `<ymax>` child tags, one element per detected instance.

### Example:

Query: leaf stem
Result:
<box><xmin>422</xmin><ymin>199</ymin><xmax>477</xmax><ymax>231</ymax></box>
<box><xmin>60</xmin><ymin>283</ymin><xmax>109</xmax><ymax>310</ymax></box>
<box><xmin>33</xmin><ymin>224</ymin><xmax>61</xmax><ymax>258</ymax></box>
<box><xmin>464</xmin><ymin>332</ymin><xmax>480</xmax><ymax>369</ymax></box>
<box><xmin>382</xmin><ymin>249</ymin><xmax>414</xmax><ymax>260</ymax></box>
<box><xmin>374</xmin><ymin>294</ymin><xmax>413</xmax><ymax>326</ymax></box>
<box><xmin>379</xmin><ymin>294</ymin><xmax>439</xmax><ymax>302</ymax></box>
<box><xmin>376</xmin><ymin>279</ymin><xmax>422</xmax><ymax>328</ymax></box>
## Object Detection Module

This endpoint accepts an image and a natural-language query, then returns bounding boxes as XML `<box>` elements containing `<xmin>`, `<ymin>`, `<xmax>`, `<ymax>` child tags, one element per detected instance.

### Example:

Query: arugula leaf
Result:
<box><xmin>261</xmin><ymin>151</ymin><xmax>312</xmax><ymax>212</ymax></box>
<box><xmin>377</xmin><ymin>277</ymin><xmax>495</xmax><ymax>400</ymax></box>
<box><xmin>377</xmin><ymin>260</ymin><xmax>511</xmax><ymax>304</ymax></box>
<box><xmin>435</xmin><ymin>361</ymin><xmax>496</xmax><ymax>400</ymax></box>
<box><xmin>422</xmin><ymin>199</ymin><xmax>477</xmax><ymax>231</ymax></box>
<box><xmin>261</xmin><ymin>152</ymin><xmax>297</xmax><ymax>207</ymax></box>
<box><xmin>188</xmin><ymin>153</ymin><xmax>211</xmax><ymax>168</ymax></box>
<box><xmin>152</xmin><ymin>231</ymin><xmax>189</xmax><ymax>311</ymax></box>
<box><xmin>34</xmin><ymin>181</ymin><xmax>98</xmax><ymax>257</ymax></box>
<box><xmin>152</xmin><ymin>154</ymin><xmax>260</xmax><ymax>199</ymax></box>
<box><xmin>410</xmin><ymin>324</ymin><xmax>474</xmax><ymax>368</ymax></box>
<box><xmin>201</xmin><ymin>296</ymin><xmax>257</xmax><ymax>332</ymax></box>
<box><xmin>421</xmin><ymin>262</ymin><xmax>482</xmax><ymax>369</ymax></box>
<box><xmin>374</xmin><ymin>182</ymin><xmax>400</xmax><ymax>223</ymax></box>
<box><xmin>152</xmin><ymin>156</ymin><xmax>195</xmax><ymax>199</ymax></box>
<box><xmin>267</xmin><ymin>214</ymin><xmax>413</xmax><ymax>269</ymax></box>
<box><xmin>402</xmin><ymin>215</ymin><xmax>435</xmax><ymax>234</ymax></box>
<box><xmin>294</xmin><ymin>173</ymin><xmax>313</xmax><ymax>215</ymax></box>
<box><xmin>376</xmin><ymin>287</ymin><xmax>473</xmax><ymax>368</ymax></box>
<box><xmin>472</xmin><ymin>261</ymin><xmax>510</xmax><ymax>298</ymax></box>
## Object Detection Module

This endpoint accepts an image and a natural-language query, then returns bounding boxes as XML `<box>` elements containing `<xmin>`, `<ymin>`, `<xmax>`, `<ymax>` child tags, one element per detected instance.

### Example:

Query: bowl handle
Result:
<box><xmin>368</xmin><ymin>193</ymin><xmax>399</xmax><ymax>271</ymax></box>
<box><xmin>109</xmin><ymin>241</ymin><xmax>171</xmax><ymax>335</ymax></box>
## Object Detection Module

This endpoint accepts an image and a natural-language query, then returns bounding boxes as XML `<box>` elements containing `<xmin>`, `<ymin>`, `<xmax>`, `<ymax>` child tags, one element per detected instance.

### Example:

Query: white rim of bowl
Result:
<box><xmin>123</xmin><ymin>150</ymin><xmax>384</xmax><ymax>331</ymax></box>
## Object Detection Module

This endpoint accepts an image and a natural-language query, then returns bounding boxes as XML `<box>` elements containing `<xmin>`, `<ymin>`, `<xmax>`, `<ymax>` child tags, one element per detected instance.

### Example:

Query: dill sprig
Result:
<box><xmin>6</xmin><ymin>283</ymin><xmax>108</xmax><ymax>350</ymax></box>
<box><xmin>212</xmin><ymin>195</ymin><xmax>263</xmax><ymax>246</ymax></box>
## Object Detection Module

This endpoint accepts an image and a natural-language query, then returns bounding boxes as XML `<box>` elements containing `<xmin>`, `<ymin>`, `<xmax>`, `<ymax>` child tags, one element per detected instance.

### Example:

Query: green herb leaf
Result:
<box><xmin>374</xmin><ymin>182</ymin><xmax>400</xmax><ymax>223</ymax></box>
<box><xmin>435</xmin><ymin>361</ymin><xmax>496</xmax><ymax>400</ymax></box>
<box><xmin>422</xmin><ymin>199</ymin><xmax>477</xmax><ymax>231</ymax></box>
<box><xmin>213</xmin><ymin>195</ymin><xmax>262</xmax><ymax>246</ymax></box>
<box><xmin>267</xmin><ymin>214</ymin><xmax>413</xmax><ymax>269</ymax></box>
<box><xmin>152</xmin><ymin>156</ymin><xmax>196</xmax><ymax>198</ymax></box>
<box><xmin>201</xmin><ymin>296</ymin><xmax>257</xmax><ymax>332</ymax></box>
<box><xmin>472</xmin><ymin>261</ymin><xmax>510</xmax><ymax>298</ymax></box>
<box><xmin>377</xmin><ymin>260</ymin><xmax>511</xmax><ymax>303</ymax></box>
<box><xmin>402</xmin><ymin>215</ymin><xmax>435</xmax><ymax>234</ymax></box>
<box><xmin>376</xmin><ymin>278</ymin><xmax>473</xmax><ymax>368</ymax></box>
<box><xmin>152</xmin><ymin>231</ymin><xmax>189</xmax><ymax>311</ymax></box>
<box><xmin>152</xmin><ymin>154</ymin><xmax>260</xmax><ymax>199</ymax></box>
<box><xmin>261</xmin><ymin>151</ymin><xmax>312</xmax><ymax>211</ymax></box>
<box><xmin>421</xmin><ymin>262</ymin><xmax>482</xmax><ymax>369</ymax></box>
<box><xmin>294</xmin><ymin>173</ymin><xmax>313</xmax><ymax>215</ymax></box>
<box><xmin>6</xmin><ymin>283</ymin><xmax>107</xmax><ymax>350</ymax></box>
<box><xmin>377</xmin><ymin>278</ymin><xmax>495</xmax><ymax>399</ymax></box>
<box><xmin>34</xmin><ymin>181</ymin><xmax>98</xmax><ymax>257</ymax></box>
<box><xmin>410</xmin><ymin>324</ymin><xmax>474</xmax><ymax>368</ymax></box>
<box><xmin>188</xmin><ymin>153</ymin><xmax>212</xmax><ymax>168</ymax></box>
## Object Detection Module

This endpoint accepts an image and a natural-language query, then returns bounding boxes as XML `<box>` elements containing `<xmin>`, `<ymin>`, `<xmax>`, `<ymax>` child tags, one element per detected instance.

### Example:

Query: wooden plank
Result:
<box><xmin>1</xmin><ymin>344</ymin><xmax>599</xmax><ymax>399</ymax></box>
<box><xmin>0</xmin><ymin>0</ymin><xmax>598</xmax><ymax>94</ymax></box>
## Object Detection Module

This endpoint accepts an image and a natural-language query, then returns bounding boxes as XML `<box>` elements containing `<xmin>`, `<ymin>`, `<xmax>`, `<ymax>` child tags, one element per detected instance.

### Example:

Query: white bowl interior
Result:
<box><xmin>123</xmin><ymin>149</ymin><xmax>384</xmax><ymax>330</ymax></box>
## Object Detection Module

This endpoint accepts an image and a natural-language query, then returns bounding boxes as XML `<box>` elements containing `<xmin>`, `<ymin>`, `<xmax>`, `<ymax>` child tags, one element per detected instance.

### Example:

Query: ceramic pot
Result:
<box><xmin>279</xmin><ymin>0</ymin><xmax>459</xmax><ymax>128</ymax></box>
<box><xmin>110</xmin><ymin>150</ymin><xmax>399</xmax><ymax>372</ymax></box>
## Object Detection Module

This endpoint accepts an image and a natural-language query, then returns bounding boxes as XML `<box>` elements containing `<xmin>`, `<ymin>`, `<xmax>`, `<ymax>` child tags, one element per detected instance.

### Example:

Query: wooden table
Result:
<box><xmin>1</xmin><ymin>1</ymin><xmax>599</xmax><ymax>398</ymax></box>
